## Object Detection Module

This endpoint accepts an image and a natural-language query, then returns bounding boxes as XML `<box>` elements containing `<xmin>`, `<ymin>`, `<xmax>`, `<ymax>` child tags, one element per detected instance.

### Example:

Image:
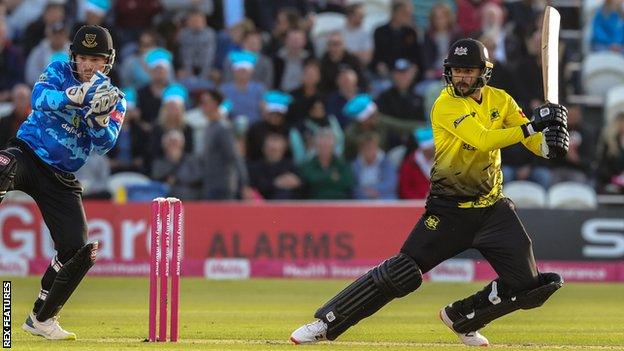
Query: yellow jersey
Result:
<box><xmin>429</xmin><ymin>85</ymin><xmax>544</xmax><ymax>208</ymax></box>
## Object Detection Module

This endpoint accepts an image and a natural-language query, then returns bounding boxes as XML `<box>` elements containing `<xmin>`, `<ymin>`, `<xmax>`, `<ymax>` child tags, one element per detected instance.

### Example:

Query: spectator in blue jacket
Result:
<box><xmin>351</xmin><ymin>131</ymin><xmax>397</xmax><ymax>200</ymax></box>
<box><xmin>591</xmin><ymin>0</ymin><xmax>624</xmax><ymax>52</ymax></box>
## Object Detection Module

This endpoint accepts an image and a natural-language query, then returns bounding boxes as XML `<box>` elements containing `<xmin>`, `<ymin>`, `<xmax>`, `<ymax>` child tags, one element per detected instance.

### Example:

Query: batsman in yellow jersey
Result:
<box><xmin>290</xmin><ymin>38</ymin><xmax>569</xmax><ymax>347</ymax></box>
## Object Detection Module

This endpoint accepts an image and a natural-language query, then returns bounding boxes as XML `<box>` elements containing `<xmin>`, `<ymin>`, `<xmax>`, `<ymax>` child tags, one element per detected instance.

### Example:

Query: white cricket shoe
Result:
<box><xmin>290</xmin><ymin>319</ymin><xmax>328</xmax><ymax>344</ymax></box>
<box><xmin>22</xmin><ymin>312</ymin><xmax>77</xmax><ymax>340</ymax></box>
<box><xmin>439</xmin><ymin>308</ymin><xmax>489</xmax><ymax>347</ymax></box>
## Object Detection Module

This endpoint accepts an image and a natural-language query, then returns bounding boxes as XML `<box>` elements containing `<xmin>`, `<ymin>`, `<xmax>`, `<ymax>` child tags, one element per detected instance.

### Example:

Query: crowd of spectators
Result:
<box><xmin>0</xmin><ymin>0</ymin><xmax>623</xmax><ymax>201</ymax></box>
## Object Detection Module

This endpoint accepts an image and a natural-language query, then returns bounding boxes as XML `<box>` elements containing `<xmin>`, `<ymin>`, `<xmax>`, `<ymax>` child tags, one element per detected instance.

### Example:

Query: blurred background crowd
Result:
<box><xmin>0</xmin><ymin>0</ymin><xmax>623</xmax><ymax>204</ymax></box>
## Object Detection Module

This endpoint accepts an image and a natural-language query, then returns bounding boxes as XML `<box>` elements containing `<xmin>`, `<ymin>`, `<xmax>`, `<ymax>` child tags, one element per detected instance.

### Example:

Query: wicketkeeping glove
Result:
<box><xmin>85</xmin><ymin>86</ymin><xmax>124</xmax><ymax>128</ymax></box>
<box><xmin>541</xmin><ymin>125</ymin><xmax>569</xmax><ymax>159</ymax></box>
<box><xmin>65</xmin><ymin>71</ymin><xmax>109</xmax><ymax>106</ymax></box>
<box><xmin>521</xmin><ymin>103</ymin><xmax>568</xmax><ymax>137</ymax></box>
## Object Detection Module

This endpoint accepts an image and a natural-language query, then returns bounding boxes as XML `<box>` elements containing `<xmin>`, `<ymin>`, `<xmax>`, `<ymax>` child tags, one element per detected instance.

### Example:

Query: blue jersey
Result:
<box><xmin>17</xmin><ymin>61</ymin><xmax>125</xmax><ymax>173</ymax></box>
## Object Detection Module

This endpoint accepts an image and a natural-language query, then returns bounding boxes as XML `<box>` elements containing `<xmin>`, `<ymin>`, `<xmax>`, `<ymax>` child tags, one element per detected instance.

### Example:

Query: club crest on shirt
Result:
<box><xmin>38</xmin><ymin>73</ymin><xmax>48</xmax><ymax>82</ymax></box>
<box><xmin>72</xmin><ymin>114</ymin><xmax>80</xmax><ymax>128</ymax></box>
<box><xmin>424</xmin><ymin>215</ymin><xmax>440</xmax><ymax>230</ymax></box>
<box><xmin>490</xmin><ymin>108</ymin><xmax>500</xmax><ymax>121</ymax></box>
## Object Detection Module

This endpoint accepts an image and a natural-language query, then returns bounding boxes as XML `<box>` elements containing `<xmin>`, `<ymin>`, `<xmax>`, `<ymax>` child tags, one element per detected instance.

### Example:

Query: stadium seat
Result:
<box><xmin>362</xmin><ymin>10</ymin><xmax>390</xmax><ymax>34</ymax></box>
<box><xmin>125</xmin><ymin>182</ymin><xmax>169</xmax><ymax>202</ymax></box>
<box><xmin>311</xmin><ymin>12</ymin><xmax>347</xmax><ymax>56</ymax></box>
<box><xmin>604</xmin><ymin>84</ymin><xmax>624</xmax><ymax>125</ymax></box>
<box><xmin>0</xmin><ymin>102</ymin><xmax>13</xmax><ymax>118</ymax></box>
<box><xmin>547</xmin><ymin>181</ymin><xmax>598</xmax><ymax>209</ymax></box>
<box><xmin>503</xmin><ymin>181</ymin><xmax>547</xmax><ymax>208</ymax></box>
<box><xmin>107</xmin><ymin>172</ymin><xmax>152</xmax><ymax>198</ymax></box>
<box><xmin>581</xmin><ymin>52</ymin><xmax>624</xmax><ymax>96</ymax></box>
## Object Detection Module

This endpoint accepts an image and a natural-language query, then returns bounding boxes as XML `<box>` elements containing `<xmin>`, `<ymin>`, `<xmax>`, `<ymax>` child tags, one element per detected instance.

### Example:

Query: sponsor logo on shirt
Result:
<box><xmin>61</xmin><ymin>123</ymin><xmax>83</xmax><ymax>137</ymax></box>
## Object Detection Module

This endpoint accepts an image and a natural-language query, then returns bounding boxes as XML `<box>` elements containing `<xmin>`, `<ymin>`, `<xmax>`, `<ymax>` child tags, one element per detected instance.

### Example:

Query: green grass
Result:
<box><xmin>4</xmin><ymin>277</ymin><xmax>624</xmax><ymax>350</ymax></box>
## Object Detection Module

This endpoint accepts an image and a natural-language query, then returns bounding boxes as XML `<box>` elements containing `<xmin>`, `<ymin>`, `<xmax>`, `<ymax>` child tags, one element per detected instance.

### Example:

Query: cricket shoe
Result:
<box><xmin>439</xmin><ymin>306</ymin><xmax>489</xmax><ymax>347</ymax></box>
<box><xmin>22</xmin><ymin>312</ymin><xmax>77</xmax><ymax>340</ymax></box>
<box><xmin>290</xmin><ymin>319</ymin><xmax>328</xmax><ymax>344</ymax></box>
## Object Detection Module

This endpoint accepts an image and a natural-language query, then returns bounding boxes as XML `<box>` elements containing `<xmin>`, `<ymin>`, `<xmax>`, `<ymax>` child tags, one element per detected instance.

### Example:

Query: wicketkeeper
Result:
<box><xmin>291</xmin><ymin>38</ymin><xmax>568</xmax><ymax>346</ymax></box>
<box><xmin>0</xmin><ymin>25</ymin><xmax>125</xmax><ymax>340</ymax></box>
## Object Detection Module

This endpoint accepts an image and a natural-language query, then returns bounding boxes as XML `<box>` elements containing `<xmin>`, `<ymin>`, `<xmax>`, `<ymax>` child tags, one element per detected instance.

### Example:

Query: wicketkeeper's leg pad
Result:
<box><xmin>36</xmin><ymin>242</ymin><xmax>99</xmax><ymax>321</ymax></box>
<box><xmin>0</xmin><ymin>148</ymin><xmax>19</xmax><ymax>203</ymax></box>
<box><xmin>447</xmin><ymin>272</ymin><xmax>563</xmax><ymax>333</ymax></box>
<box><xmin>314</xmin><ymin>253</ymin><xmax>422</xmax><ymax>340</ymax></box>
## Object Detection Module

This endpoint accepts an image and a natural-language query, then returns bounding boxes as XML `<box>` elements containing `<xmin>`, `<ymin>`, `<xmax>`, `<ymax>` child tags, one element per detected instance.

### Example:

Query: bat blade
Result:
<box><xmin>542</xmin><ymin>6</ymin><xmax>561</xmax><ymax>104</ymax></box>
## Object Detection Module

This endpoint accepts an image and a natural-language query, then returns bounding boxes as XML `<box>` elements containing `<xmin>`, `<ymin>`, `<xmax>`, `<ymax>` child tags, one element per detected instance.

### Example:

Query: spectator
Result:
<box><xmin>196</xmin><ymin>89</ymin><xmax>251</xmax><ymax>200</ymax></box>
<box><xmin>0</xmin><ymin>17</ymin><xmax>25</xmax><ymax>102</ymax></box>
<box><xmin>341</xmin><ymin>3</ymin><xmax>373</xmax><ymax>67</ymax></box>
<box><xmin>248</xmin><ymin>133</ymin><xmax>302</xmax><ymax>199</ymax></box>
<box><xmin>319</xmin><ymin>32</ymin><xmax>365</xmax><ymax>93</ymax></box>
<box><xmin>376</xmin><ymin>59</ymin><xmax>426</xmax><ymax>124</ymax></box>
<box><xmin>481</xmin><ymin>33</ymin><xmax>519</xmax><ymax>99</ymax></box>
<box><xmin>149</xmin><ymin>84</ymin><xmax>194</xmax><ymax>160</ymax></box>
<box><xmin>471</xmin><ymin>2</ymin><xmax>521</xmax><ymax>64</ymax></box>
<box><xmin>549</xmin><ymin>105</ymin><xmax>593</xmax><ymax>185</ymax></box>
<box><xmin>21</xmin><ymin>2</ymin><xmax>66</xmax><ymax>57</ymax></box>
<box><xmin>75</xmin><ymin>153</ymin><xmax>111</xmax><ymax>200</ymax></box>
<box><xmin>5</xmin><ymin>0</ymin><xmax>48</xmax><ymax>41</ymax></box>
<box><xmin>151</xmin><ymin>130</ymin><xmax>201</xmax><ymax>200</ymax></box>
<box><xmin>290</xmin><ymin>98</ymin><xmax>344</xmax><ymax>165</ymax></box>
<box><xmin>456</xmin><ymin>0</ymin><xmax>493</xmax><ymax>37</ymax></box>
<box><xmin>371</xmin><ymin>0</ymin><xmax>422</xmax><ymax>78</ymax></box>
<box><xmin>421</xmin><ymin>3</ymin><xmax>461</xmax><ymax>80</ymax></box>
<box><xmin>221</xmin><ymin>50</ymin><xmax>267</xmax><ymax>124</ymax></box>
<box><xmin>399</xmin><ymin>127</ymin><xmax>435</xmax><ymax>199</ymax></box>
<box><xmin>596</xmin><ymin>113</ymin><xmax>624</xmax><ymax>194</ymax></box>
<box><xmin>325</xmin><ymin>67</ymin><xmax>360</xmax><ymax>128</ymax></box>
<box><xmin>113</xmin><ymin>0</ymin><xmax>161</xmax><ymax>48</ymax></box>
<box><xmin>352</xmin><ymin>131</ymin><xmax>397</xmax><ymax>200</ymax></box>
<box><xmin>411</xmin><ymin>0</ymin><xmax>456</xmax><ymax>30</ymax></box>
<box><xmin>590</xmin><ymin>0</ymin><xmax>624</xmax><ymax>53</ymax></box>
<box><xmin>0</xmin><ymin>84</ymin><xmax>31</xmax><ymax>148</ymax></box>
<box><xmin>273</xmin><ymin>27</ymin><xmax>312</xmax><ymax>92</ymax></box>
<box><xmin>247</xmin><ymin>1</ymin><xmax>312</xmax><ymax>35</ymax></box>
<box><xmin>512</xmin><ymin>28</ymin><xmax>543</xmax><ymax>114</ymax></box>
<box><xmin>177</xmin><ymin>9</ymin><xmax>217</xmax><ymax>83</ymax></box>
<box><xmin>505</xmin><ymin>0</ymin><xmax>540</xmax><ymax>40</ymax></box>
<box><xmin>343</xmin><ymin>94</ymin><xmax>420</xmax><ymax>160</ymax></box>
<box><xmin>501</xmin><ymin>144</ymin><xmax>552</xmax><ymax>189</ymax></box>
<box><xmin>263</xmin><ymin>7</ymin><xmax>304</xmax><ymax>57</ymax></box>
<box><xmin>214</xmin><ymin>19</ymin><xmax>255</xmax><ymax>71</ymax></box>
<box><xmin>25</xmin><ymin>22</ymin><xmax>70</xmax><ymax>85</ymax></box>
<box><xmin>137</xmin><ymin>48</ymin><xmax>173</xmax><ymax>127</ymax></box>
<box><xmin>223</xmin><ymin>30</ymin><xmax>274</xmax><ymax>88</ymax></box>
<box><xmin>108</xmin><ymin>88</ymin><xmax>149</xmax><ymax>174</ymax></box>
<box><xmin>299</xmin><ymin>128</ymin><xmax>354</xmax><ymax>199</ymax></box>
<box><xmin>120</xmin><ymin>30</ymin><xmax>159</xmax><ymax>90</ymax></box>
<box><xmin>246</xmin><ymin>91</ymin><xmax>293</xmax><ymax>162</ymax></box>
<box><xmin>288</xmin><ymin>58</ymin><xmax>322</xmax><ymax>123</ymax></box>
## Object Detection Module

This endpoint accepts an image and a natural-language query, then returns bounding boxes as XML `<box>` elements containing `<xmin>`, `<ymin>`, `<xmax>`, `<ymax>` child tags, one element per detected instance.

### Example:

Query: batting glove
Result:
<box><xmin>541</xmin><ymin>125</ymin><xmax>569</xmax><ymax>159</ymax></box>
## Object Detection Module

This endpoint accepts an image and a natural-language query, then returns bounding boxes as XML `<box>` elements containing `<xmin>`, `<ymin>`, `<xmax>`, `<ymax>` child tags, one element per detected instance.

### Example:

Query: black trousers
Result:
<box><xmin>6</xmin><ymin>139</ymin><xmax>87</xmax><ymax>263</ymax></box>
<box><xmin>400</xmin><ymin>197</ymin><xmax>539</xmax><ymax>292</ymax></box>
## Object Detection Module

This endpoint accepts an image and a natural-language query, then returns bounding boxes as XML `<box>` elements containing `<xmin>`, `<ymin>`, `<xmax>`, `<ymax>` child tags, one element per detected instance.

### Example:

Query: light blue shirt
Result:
<box><xmin>17</xmin><ymin>61</ymin><xmax>125</xmax><ymax>173</ymax></box>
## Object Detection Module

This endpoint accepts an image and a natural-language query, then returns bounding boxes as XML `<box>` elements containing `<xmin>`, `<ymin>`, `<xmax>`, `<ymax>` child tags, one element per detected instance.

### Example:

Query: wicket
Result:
<box><xmin>149</xmin><ymin>197</ymin><xmax>183</xmax><ymax>342</ymax></box>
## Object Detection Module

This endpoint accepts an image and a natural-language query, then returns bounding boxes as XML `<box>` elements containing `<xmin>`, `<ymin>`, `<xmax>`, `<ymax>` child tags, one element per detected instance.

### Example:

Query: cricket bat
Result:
<box><xmin>541</xmin><ymin>6</ymin><xmax>561</xmax><ymax>104</ymax></box>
